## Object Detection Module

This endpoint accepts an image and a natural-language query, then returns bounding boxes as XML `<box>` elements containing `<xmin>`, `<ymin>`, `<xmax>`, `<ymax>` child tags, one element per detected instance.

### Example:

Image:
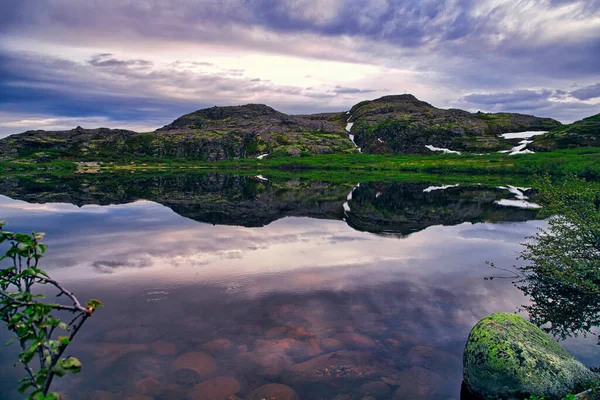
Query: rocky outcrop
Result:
<box><xmin>463</xmin><ymin>312</ymin><xmax>596</xmax><ymax>399</ymax></box>
<box><xmin>0</xmin><ymin>104</ymin><xmax>355</xmax><ymax>161</ymax></box>
<box><xmin>0</xmin><ymin>126</ymin><xmax>140</xmax><ymax>159</ymax></box>
<box><xmin>533</xmin><ymin>113</ymin><xmax>600</xmax><ymax>151</ymax></box>
<box><xmin>345</xmin><ymin>95</ymin><xmax>562</xmax><ymax>154</ymax></box>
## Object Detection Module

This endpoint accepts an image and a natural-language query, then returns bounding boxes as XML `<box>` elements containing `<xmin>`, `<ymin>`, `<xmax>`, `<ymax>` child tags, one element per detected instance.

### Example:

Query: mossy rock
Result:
<box><xmin>463</xmin><ymin>312</ymin><xmax>596</xmax><ymax>399</ymax></box>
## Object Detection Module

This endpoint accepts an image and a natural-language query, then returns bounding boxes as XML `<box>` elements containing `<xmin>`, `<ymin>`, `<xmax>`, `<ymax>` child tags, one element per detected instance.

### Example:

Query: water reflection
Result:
<box><xmin>0</xmin><ymin>173</ymin><xmax>538</xmax><ymax>236</ymax></box>
<box><xmin>0</xmin><ymin>173</ymin><xmax>597</xmax><ymax>399</ymax></box>
<box><xmin>518</xmin><ymin>272</ymin><xmax>600</xmax><ymax>344</ymax></box>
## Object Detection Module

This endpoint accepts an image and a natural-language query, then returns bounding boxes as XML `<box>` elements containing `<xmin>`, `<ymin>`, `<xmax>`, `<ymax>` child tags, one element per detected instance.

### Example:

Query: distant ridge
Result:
<box><xmin>1</xmin><ymin>94</ymin><xmax>592</xmax><ymax>162</ymax></box>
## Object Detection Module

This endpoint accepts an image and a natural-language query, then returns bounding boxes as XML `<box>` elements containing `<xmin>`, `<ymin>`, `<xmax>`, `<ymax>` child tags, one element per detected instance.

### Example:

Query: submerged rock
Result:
<box><xmin>463</xmin><ymin>312</ymin><xmax>596</xmax><ymax>399</ymax></box>
<box><xmin>171</xmin><ymin>352</ymin><xmax>217</xmax><ymax>379</ymax></box>
<box><xmin>201</xmin><ymin>338</ymin><xmax>234</xmax><ymax>354</ymax></box>
<box><xmin>286</xmin><ymin>350</ymin><xmax>391</xmax><ymax>383</ymax></box>
<box><xmin>246</xmin><ymin>383</ymin><xmax>300</xmax><ymax>400</ymax></box>
<box><xmin>189</xmin><ymin>376</ymin><xmax>241</xmax><ymax>400</ymax></box>
<box><xmin>173</xmin><ymin>368</ymin><xmax>202</xmax><ymax>386</ymax></box>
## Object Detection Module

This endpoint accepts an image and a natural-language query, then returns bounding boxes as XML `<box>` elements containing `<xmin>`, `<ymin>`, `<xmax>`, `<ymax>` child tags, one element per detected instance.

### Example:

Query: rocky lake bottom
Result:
<box><xmin>0</xmin><ymin>173</ymin><xmax>599</xmax><ymax>399</ymax></box>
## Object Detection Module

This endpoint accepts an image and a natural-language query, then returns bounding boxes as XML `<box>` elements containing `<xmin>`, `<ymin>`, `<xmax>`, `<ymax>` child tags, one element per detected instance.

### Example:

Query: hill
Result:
<box><xmin>0</xmin><ymin>104</ymin><xmax>354</xmax><ymax>161</ymax></box>
<box><xmin>0</xmin><ymin>95</ymin><xmax>570</xmax><ymax>161</ymax></box>
<box><xmin>339</xmin><ymin>95</ymin><xmax>561</xmax><ymax>154</ymax></box>
<box><xmin>532</xmin><ymin>113</ymin><xmax>600</xmax><ymax>151</ymax></box>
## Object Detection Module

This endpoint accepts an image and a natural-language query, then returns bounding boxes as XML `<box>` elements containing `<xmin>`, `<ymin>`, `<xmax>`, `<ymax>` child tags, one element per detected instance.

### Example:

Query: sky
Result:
<box><xmin>1</xmin><ymin>0</ymin><xmax>599</xmax><ymax>136</ymax></box>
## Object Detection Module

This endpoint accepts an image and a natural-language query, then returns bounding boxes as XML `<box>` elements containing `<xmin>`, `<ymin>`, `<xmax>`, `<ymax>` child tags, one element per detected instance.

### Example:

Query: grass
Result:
<box><xmin>2</xmin><ymin>147</ymin><xmax>600</xmax><ymax>184</ymax></box>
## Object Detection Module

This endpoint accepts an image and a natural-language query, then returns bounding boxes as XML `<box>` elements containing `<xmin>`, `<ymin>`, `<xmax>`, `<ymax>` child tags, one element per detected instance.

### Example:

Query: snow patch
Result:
<box><xmin>499</xmin><ymin>131</ymin><xmax>547</xmax><ymax>140</ymax></box>
<box><xmin>425</xmin><ymin>145</ymin><xmax>461</xmax><ymax>155</ymax></box>
<box><xmin>499</xmin><ymin>140</ymin><xmax>535</xmax><ymax>155</ymax></box>
<box><xmin>497</xmin><ymin>185</ymin><xmax>531</xmax><ymax>200</ymax></box>
<box><xmin>495</xmin><ymin>186</ymin><xmax>540</xmax><ymax>208</ymax></box>
<box><xmin>343</xmin><ymin>184</ymin><xmax>360</xmax><ymax>215</ymax></box>
<box><xmin>346</xmin><ymin>116</ymin><xmax>361</xmax><ymax>153</ymax></box>
<box><xmin>423</xmin><ymin>184</ymin><xmax>459</xmax><ymax>193</ymax></box>
<box><xmin>495</xmin><ymin>199</ymin><xmax>541</xmax><ymax>209</ymax></box>
<box><xmin>256</xmin><ymin>153</ymin><xmax>269</xmax><ymax>159</ymax></box>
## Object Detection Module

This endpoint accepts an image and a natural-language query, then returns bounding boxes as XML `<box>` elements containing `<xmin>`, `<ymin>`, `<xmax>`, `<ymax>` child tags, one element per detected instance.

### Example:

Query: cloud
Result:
<box><xmin>0</xmin><ymin>50</ymin><xmax>375</xmax><ymax>134</ymax></box>
<box><xmin>463</xmin><ymin>90</ymin><xmax>554</xmax><ymax>107</ymax></box>
<box><xmin>92</xmin><ymin>258</ymin><xmax>151</xmax><ymax>274</ymax></box>
<box><xmin>461</xmin><ymin>87</ymin><xmax>600</xmax><ymax>122</ymax></box>
<box><xmin>332</xmin><ymin>85</ymin><xmax>378</xmax><ymax>94</ymax></box>
<box><xmin>570</xmin><ymin>83</ymin><xmax>600</xmax><ymax>100</ymax></box>
<box><xmin>0</xmin><ymin>0</ymin><xmax>599</xmax><ymax>129</ymax></box>
<box><xmin>2</xmin><ymin>0</ymin><xmax>600</xmax><ymax>74</ymax></box>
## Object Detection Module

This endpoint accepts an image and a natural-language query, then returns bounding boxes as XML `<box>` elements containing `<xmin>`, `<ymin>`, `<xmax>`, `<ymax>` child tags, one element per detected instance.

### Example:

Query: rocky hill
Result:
<box><xmin>532</xmin><ymin>113</ymin><xmax>600</xmax><ymax>151</ymax></box>
<box><xmin>0</xmin><ymin>96</ymin><xmax>571</xmax><ymax>161</ymax></box>
<box><xmin>156</xmin><ymin>104</ymin><xmax>354</xmax><ymax>159</ymax></box>
<box><xmin>339</xmin><ymin>95</ymin><xmax>562</xmax><ymax>154</ymax></box>
<box><xmin>0</xmin><ymin>104</ymin><xmax>354</xmax><ymax>161</ymax></box>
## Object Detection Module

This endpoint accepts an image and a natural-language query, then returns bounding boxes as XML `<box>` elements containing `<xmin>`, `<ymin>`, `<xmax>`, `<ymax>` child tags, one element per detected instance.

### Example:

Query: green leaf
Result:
<box><xmin>17</xmin><ymin>381</ymin><xmax>31</xmax><ymax>393</ymax></box>
<box><xmin>29</xmin><ymin>390</ymin><xmax>45</xmax><ymax>400</ymax></box>
<box><xmin>45</xmin><ymin>394</ymin><xmax>60</xmax><ymax>400</ymax></box>
<box><xmin>52</xmin><ymin>363</ymin><xmax>66</xmax><ymax>377</ymax></box>
<box><xmin>59</xmin><ymin>356</ymin><xmax>82</xmax><ymax>373</ymax></box>
<box><xmin>21</xmin><ymin>340</ymin><xmax>40</xmax><ymax>364</ymax></box>
<box><xmin>34</xmin><ymin>370</ymin><xmax>47</xmax><ymax>386</ymax></box>
<box><xmin>5</xmin><ymin>337</ymin><xmax>17</xmax><ymax>346</ymax></box>
<box><xmin>58</xmin><ymin>336</ymin><xmax>70</xmax><ymax>345</ymax></box>
<box><xmin>10</xmin><ymin>313</ymin><xmax>23</xmax><ymax>323</ymax></box>
<box><xmin>85</xmin><ymin>299</ymin><xmax>103</xmax><ymax>308</ymax></box>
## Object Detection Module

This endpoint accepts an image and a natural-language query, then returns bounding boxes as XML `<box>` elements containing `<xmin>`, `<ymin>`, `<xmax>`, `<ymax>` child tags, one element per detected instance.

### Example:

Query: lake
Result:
<box><xmin>0</xmin><ymin>172</ymin><xmax>599</xmax><ymax>400</ymax></box>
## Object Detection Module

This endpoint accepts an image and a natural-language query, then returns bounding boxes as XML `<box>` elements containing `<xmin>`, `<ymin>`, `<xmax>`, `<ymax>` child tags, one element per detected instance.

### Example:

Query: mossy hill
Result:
<box><xmin>338</xmin><ymin>95</ymin><xmax>562</xmax><ymax>154</ymax></box>
<box><xmin>0</xmin><ymin>104</ymin><xmax>355</xmax><ymax>162</ymax></box>
<box><xmin>533</xmin><ymin>113</ymin><xmax>600</xmax><ymax>151</ymax></box>
<box><xmin>0</xmin><ymin>95</ymin><xmax>579</xmax><ymax>162</ymax></box>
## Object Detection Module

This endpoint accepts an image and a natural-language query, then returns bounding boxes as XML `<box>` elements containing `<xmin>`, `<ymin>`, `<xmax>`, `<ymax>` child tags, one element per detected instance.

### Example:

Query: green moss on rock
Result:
<box><xmin>463</xmin><ymin>312</ymin><xmax>596</xmax><ymax>400</ymax></box>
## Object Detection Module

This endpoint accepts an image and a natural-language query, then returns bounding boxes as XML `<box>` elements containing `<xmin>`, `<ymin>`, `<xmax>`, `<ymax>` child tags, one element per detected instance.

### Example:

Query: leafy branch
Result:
<box><xmin>0</xmin><ymin>221</ymin><xmax>102</xmax><ymax>400</ymax></box>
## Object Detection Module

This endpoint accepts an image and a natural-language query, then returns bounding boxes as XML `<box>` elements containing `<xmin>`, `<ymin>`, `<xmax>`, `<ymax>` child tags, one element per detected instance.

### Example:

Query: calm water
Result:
<box><xmin>0</xmin><ymin>173</ymin><xmax>599</xmax><ymax>400</ymax></box>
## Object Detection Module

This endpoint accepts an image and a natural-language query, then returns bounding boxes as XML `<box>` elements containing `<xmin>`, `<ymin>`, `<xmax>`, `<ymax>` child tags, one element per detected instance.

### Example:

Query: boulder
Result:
<box><xmin>171</xmin><ymin>352</ymin><xmax>217</xmax><ymax>379</ymax></box>
<box><xmin>246</xmin><ymin>383</ymin><xmax>299</xmax><ymax>400</ymax></box>
<box><xmin>463</xmin><ymin>312</ymin><xmax>596</xmax><ymax>399</ymax></box>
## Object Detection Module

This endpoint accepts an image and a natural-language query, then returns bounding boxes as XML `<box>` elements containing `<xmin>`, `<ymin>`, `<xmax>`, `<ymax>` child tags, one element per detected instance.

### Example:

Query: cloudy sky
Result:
<box><xmin>1</xmin><ymin>0</ymin><xmax>599</xmax><ymax>135</ymax></box>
